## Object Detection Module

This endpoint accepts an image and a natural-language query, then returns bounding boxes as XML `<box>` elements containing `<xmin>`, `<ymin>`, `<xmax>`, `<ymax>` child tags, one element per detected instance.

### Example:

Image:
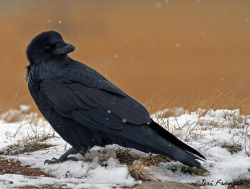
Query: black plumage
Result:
<box><xmin>26</xmin><ymin>31</ymin><xmax>205</xmax><ymax>168</ymax></box>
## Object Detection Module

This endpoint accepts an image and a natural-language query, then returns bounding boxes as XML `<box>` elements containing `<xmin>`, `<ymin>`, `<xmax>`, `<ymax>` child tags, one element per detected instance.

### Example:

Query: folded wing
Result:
<box><xmin>40</xmin><ymin>68</ymin><xmax>151</xmax><ymax>131</ymax></box>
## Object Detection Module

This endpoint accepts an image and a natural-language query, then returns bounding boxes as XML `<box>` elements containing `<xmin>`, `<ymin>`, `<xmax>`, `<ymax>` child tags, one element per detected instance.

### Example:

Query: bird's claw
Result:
<box><xmin>44</xmin><ymin>158</ymin><xmax>60</xmax><ymax>165</ymax></box>
<box><xmin>44</xmin><ymin>157</ymin><xmax>79</xmax><ymax>165</ymax></box>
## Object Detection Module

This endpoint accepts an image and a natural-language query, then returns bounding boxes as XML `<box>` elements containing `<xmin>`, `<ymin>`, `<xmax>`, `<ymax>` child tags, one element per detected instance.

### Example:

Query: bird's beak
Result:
<box><xmin>52</xmin><ymin>42</ymin><xmax>77</xmax><ymax>55</ymax></box>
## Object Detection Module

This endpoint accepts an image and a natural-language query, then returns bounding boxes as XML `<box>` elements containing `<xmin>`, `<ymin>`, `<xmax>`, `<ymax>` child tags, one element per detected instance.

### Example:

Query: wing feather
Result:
<box><xmin>40</xmin><ymin>69</ymin><xmax>151</xmax><ymax>131</ymax></box>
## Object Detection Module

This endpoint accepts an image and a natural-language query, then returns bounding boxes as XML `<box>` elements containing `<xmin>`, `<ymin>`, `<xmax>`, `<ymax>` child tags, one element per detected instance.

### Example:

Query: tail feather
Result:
<box><xmin>100</xmin><ymin>119</ymin><xmax>206</xmax><ymax>168</ymax></box>
<box><xmin>148</xmin><ymin>120</ymin><xmax>206</xmax><ymax>161</ymax></box>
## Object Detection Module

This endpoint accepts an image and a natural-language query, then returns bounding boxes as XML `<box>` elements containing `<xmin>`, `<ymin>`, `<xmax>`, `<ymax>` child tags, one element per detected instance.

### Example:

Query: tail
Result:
<box><xmin>147</xmin><ymin>120</ymin><xmax>206</xmax><ymax>167</ymax></box>
<box><xmin>103</xmin><ymin>119</ymin><xmax>206</xmax><ymax>168</ymax></box>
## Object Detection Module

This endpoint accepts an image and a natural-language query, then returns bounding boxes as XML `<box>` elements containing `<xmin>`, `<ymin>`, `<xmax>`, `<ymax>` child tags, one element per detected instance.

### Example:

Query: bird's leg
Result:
<box><xmin>44</xmin><ymin>147</ymin><xmax>79</xmax><ymax>164</ymax></box>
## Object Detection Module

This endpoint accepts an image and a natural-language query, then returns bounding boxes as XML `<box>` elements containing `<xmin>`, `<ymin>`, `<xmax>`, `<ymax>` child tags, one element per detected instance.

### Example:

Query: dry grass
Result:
<box><xmin>121</xmin><ymin>153</ymin><xmax>160</xmax><ymax>181</ymax></box>
<box><xmin>117</xmin><ymin>150</ymin><xmax>173</xmax><ymax>167</ymax></box>
<box><xmin>7</xmin><ymin>108</ymin><xmax>56</xmax><ymax>144</ymax></box>
<box><xmin>146</xmin><ymin>89</ymin><xmax>250</xmax><ymax>116</ymax></box>
<box><xmin>0</xmin><ymin>105</ymin><xmax>57</xmax><ymax>157</ymax></box>
<box><xmin>221</xmin><ymin>144</ymin><xmax>242</xmax><ymax>154</ymax></box>
<box><xmin>152</xmin><ymin>107</ymin><xmax>250</xmax><ymax>157</ymax></box>
<box><xmin>14</xmin><ymin>185</ymin><xmax>67</xmax><ymax>189</ymax></box>
<box><xmin>0</xmin><ymin>142</ymin><xmax>54</xmax><ymax>155</ymax></box>
<box><xmin>16</xmin><ymin>119</ymin><xmax>56</xmax><ymax>145</ymax></box>
<box><xmin>116</xmin><ymin>149</ymin><xmax>208</xmax><ymax>181</ymax></box>
<box><xmin>128</xmin><ymin>159</ymin><xmax>160</xmax><ymax>182</ymax></box>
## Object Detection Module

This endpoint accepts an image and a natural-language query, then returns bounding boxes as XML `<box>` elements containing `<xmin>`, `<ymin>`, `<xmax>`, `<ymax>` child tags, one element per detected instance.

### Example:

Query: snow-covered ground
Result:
<box><xmin>0</xmin><ymin>106</ymin><xmax>249</xmax><ymax>189</ymax></box>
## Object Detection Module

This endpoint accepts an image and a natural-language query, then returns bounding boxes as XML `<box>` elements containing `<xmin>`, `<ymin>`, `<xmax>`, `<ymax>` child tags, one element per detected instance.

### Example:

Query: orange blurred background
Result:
<box><xmin>0</xmin><ymin>0</ymin><xmax>249</xmax><ymax>114</ymax></box>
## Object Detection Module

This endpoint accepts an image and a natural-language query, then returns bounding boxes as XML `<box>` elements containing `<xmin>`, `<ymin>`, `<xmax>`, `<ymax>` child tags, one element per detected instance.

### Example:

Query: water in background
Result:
<box><xmin>0</xmin><ymin>0</ymin><xmax>249</xmax><ymax>113</ymax></box>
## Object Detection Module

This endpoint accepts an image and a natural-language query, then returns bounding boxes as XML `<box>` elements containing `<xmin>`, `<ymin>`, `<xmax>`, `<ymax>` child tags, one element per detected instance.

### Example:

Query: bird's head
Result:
<box><xmin>26</xmin><ymin>31</ymin><xmax>76</xmax><ymax>64</ymax></box>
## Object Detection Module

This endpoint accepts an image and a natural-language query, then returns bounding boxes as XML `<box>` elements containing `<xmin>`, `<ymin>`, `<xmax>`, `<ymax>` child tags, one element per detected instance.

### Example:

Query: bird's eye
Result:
<box><xmin>45</xmin><ymin>45</ymin><xmax>51</xmax><ymax>52</ymax></box>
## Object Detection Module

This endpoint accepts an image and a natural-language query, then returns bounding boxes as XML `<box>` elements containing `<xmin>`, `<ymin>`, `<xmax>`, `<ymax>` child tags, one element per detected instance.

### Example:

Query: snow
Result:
<box><xmin>122</xmin><ymin>118</ymin><xmax>127</xmax><ymax>123</ymax></box>
<box><xmin>114</xmin><ymin>54</ymin><xmax>118</xmax><ymax>59</ymax></box>
<box><xmin>151</xmin><ymin>109</ymin><xmax>250</xmax><ymax>188</ymax></box>
<box><xmin>0</xmin><ymin>107</ymin><xmax>249</xmax><ymax>188</ymax></box>
<box><xmin>155</xmin><ymin>2</ymin><xmax>162</xmax><ymax>9</ymax></box>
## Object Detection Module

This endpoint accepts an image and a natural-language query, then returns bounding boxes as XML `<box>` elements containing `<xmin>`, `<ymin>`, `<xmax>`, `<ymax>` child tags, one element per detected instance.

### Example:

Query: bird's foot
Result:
<box><xmin>44</xmin><ymin>158</ymin><xmax>60</xmax><ymax>164</ymax></box>
<box><xmin>44</xmin><ymin>157</ymin><xmax>78</xmax><ymax>164</ymax></box>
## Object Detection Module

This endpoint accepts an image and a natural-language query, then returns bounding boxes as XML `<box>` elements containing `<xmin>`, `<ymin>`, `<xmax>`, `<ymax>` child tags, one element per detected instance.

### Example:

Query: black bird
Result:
<box><xmin>26</xmin><ymin>31</ymin><xmax>205</xmax><ymax>168</ymax></box>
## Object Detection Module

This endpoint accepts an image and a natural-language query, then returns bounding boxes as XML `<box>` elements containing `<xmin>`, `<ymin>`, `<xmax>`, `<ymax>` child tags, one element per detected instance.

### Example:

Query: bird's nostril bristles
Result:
<box><xmin>74</xmin><ymin>47</ymin><xmax>78</xmax><ymax>52</ymax></box>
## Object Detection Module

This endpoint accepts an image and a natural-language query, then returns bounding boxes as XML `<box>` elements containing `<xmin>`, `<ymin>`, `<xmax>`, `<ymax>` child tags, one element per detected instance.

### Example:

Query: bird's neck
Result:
<box><xmin>27</xmin><ymin>56</ymin><xmax>70</xmax><ymax>82</ymax></box>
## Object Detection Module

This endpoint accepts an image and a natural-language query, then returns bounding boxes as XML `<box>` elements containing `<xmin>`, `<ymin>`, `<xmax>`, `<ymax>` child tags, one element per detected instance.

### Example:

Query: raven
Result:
<box><xmin>26</xmin><ymin>31</ymin><xmax>205</xmax><ymax>168</ymax></box>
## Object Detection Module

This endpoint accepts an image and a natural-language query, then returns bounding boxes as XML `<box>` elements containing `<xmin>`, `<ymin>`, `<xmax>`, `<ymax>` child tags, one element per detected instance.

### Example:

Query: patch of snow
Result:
<box><xmin>155</xmin><ymin>2</ymin><xmax>162</xmax><ymax>8</ymax></box>
<box><xmin>151</xmin><ymin>109</ymin><xmax>250</xmax><ymax>188</ymax></box>
<box><xmin>114</xmin><ymin>54</ymin><xmax>118</xmax><ymax>59</ymax></box>
<box><xmin>19</xmin><ymin>105</ymin><xmax>30</xmax><ymax>112</ymax></box>
<box><xmin>0</xmin><ymin>108</ymin><xmax>249</xmax><ymax>188</ymax></box>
